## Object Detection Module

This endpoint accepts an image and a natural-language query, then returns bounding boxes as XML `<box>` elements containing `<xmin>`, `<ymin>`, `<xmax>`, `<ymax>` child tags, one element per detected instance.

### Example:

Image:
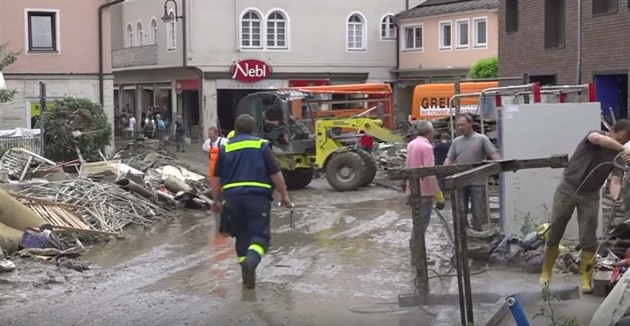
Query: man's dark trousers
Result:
<box><xmin>226</xmin><ymin>194</ymin><xmax>272</xmax><ymax>266</ymax></box>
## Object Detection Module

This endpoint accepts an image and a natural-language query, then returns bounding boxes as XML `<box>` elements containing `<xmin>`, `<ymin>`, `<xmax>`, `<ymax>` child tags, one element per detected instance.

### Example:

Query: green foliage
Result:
<box><xmin>0</xmin><ymin>42</ymin><xmax>20</xmax><ymax>103</ymax></box>
<box><xmin>43</xmin><ymin>97</ymin><xmax>112</xmax><ymax>162</ymax></box>
<box><xmin>469</xmin><ymin>56</ymin><xmax>498</xmax><ymax>79</ymax></box>
<box><xmin>533</xmin><ymin>283</ymin><xmax>580</xmax><ymax>326</ymax></box>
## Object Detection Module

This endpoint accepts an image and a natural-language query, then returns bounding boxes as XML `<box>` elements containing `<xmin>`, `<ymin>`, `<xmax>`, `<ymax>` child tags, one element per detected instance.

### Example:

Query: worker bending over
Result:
<box><xmin>540</xmin><ymin>120</ymin><xmax>630</xmax><ymax>293</ymax></box>
<box><xmin>210</xmin><ymin>114</ymin><xmax>293</xmax><ymax>289</ymax></box>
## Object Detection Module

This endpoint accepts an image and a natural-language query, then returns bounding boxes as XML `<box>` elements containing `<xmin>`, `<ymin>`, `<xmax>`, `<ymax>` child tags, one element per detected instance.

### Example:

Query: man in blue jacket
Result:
<box><xmin>211</xmin><ymin>114</ymin><xmax>293</xmax><ymax>289</ymax></box>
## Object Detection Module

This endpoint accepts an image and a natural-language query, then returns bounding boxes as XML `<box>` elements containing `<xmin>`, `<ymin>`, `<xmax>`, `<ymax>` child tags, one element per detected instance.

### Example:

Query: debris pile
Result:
<box><xmin>0</xmin><ymin>138</ymin><xmax>213</xmax><ymax>273</ymax></box>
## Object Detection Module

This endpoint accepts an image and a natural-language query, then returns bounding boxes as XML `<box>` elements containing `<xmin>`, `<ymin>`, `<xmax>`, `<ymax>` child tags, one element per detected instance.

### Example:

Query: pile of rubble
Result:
<box><xmin>0</xmin><ymin>139</ymin><xmax>212</xmax><ymax>273</ymax></box>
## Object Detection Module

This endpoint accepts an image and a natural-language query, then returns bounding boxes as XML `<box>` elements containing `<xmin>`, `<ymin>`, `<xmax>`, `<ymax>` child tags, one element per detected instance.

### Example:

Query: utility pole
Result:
<box><xmin>39</xmin><ymin>82</ymin><xmax>46</xmax><ymax>156</ymax></box>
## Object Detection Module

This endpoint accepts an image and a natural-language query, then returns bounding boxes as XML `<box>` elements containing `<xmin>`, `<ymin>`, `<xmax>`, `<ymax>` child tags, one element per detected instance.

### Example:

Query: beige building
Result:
<box><xmin>394</xmin><ymin>0</ymin><xmax>498</xmax><ymax>118</ymax></box>
<box><xmin>111</xmin><ymin>0</ymin><xmax>425</xmax><ymax>139</ymax></box>
<box><xmin>0</xmin><ymin>0</ymin><xmax>115</xmax><ymax>132</ymax></box>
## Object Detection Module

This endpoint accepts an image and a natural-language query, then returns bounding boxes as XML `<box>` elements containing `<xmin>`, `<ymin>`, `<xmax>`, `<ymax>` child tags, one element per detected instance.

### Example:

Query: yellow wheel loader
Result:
<box><xmin>234</xmin><ymin>87</ymin><xmax>405</xmax><ymax>192</ymax></box>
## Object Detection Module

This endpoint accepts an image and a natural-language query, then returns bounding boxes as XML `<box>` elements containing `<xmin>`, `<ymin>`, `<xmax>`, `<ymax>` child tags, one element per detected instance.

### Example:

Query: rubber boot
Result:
<box><xmin>581</xmin><ymin>250</ymin><xmax>596</xmax><ymax>294</ymax></box>
<box><xmin>239</xmin><ymin>263</ymin><xmax>246</xmax><ymax>285</ymax></box>
<box><xmin>539</xmin><ymin>246</ymin><xmax>559</xmax><ymax>285</ymax></box>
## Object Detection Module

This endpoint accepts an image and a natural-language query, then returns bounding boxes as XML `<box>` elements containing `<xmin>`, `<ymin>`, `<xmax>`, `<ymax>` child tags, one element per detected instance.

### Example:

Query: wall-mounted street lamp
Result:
<box><xmin>161</xmin><ymin>0</ymin><xmax>184</xmax><ymax>23</ymax></box>
<box><xmin>0</xmin><ymin>71</ymin><xmax>6</xmax><ymax>90</ymax></box>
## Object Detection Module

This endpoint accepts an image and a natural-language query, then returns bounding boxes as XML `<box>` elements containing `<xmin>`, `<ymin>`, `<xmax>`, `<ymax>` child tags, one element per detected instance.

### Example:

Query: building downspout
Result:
<box><xmin>180</xmin><ymin>0</ymin><xmax>207</xmax><ymax>134</ymax></box>
<box><xmin>576</xmin><ymin>0</ymin><xmax>582</xmax><ymax>84</ymax></box>
<box><xmin>98</xmin><ymin>0</ymin><xmax>126</xmax><ymax>107</ymax></box>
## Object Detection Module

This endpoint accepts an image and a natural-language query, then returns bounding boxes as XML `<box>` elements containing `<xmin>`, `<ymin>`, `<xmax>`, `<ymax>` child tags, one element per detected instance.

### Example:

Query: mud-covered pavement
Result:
<box><xmin>1</xmin><ymin>175</ymin><xmax>466</xmax><ymax>326</ymax></box>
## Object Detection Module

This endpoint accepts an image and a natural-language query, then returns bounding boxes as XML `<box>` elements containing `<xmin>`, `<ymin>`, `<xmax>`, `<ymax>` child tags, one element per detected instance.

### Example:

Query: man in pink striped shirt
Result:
<box><xmin>406</xmin><ymin>120</ymin><xmax>439</xmax><ymax>266</ymax></box>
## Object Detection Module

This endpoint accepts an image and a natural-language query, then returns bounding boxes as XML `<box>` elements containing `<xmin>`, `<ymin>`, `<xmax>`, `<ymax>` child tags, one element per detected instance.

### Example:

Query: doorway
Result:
<box><xmin>594</xmin><ymin>74</ymin><xmax>628</xmax><ymax>123</ymax></box>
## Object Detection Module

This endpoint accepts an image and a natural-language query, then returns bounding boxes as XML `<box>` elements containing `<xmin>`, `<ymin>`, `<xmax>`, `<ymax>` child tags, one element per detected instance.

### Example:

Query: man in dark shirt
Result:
<box><xmin>434</xmin><ymin>133</ymin><xmax>451</xmax><ymax>192</ymax></box>
<box><xmin>211</xmin><ymin>114</ymin><xmax>292</xmax><ymax>289</ymax></box>
<box><xmin>540</xmin><ymin>120</ymin><xmax>630</xmax><ymax>294</ymax></box>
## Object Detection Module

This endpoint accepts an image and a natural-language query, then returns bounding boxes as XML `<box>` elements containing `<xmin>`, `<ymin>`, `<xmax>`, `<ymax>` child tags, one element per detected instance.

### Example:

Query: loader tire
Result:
<box><xmin>355</xmin><ymin>149</ymin><xmax>377</xmax><ymax>187</ymax></box>
<box><xmin>282</xmin><ymin>168</ymin><xmax>314</xmax><ymax>190</ymax></box>
<box><xmin>325</xmin><ymin>151</ymin><xmax>367</xmax><ymax>192</ymax></box>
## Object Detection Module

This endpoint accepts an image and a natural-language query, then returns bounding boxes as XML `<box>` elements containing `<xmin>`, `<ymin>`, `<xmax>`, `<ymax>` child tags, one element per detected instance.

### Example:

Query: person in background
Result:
<box><xmin>140</xmin><ymin>111</ymin><xmax>147</xmax><ymax>130</ymax></box>
<box><xmin>144</xmin><ymin>114</ymin><xmax>156</xmax><ymax>139</ymax></box>
<box><xmin>434</xmin><ymin>133</ymin><xmax>451</xmax><ymax>192</ymax></box>
<box><xmin>358</xmin><ymin>130</ymin><xmax>375</xmax><ymax>153</ymax></box>
<box><xmin>211</xmin><ymin>114</ymin><xmax>293</xmax><ymax>289</ymax></box>
<box><xmin>203</xmin><ymin>127</ymin><xmax>229</xmax><ymax>182</ymax></box>
<box><xmin>126</xmin><ymin>113</ymin><xmax>136</xmax><ymax>139</ymax></box>
<box><xmin>175</xmin><ymin>115</ymin><xmax>186</xmax><ymax>152</ymax></box>
<box><xmin>444</xmin><ymin>114</ymin><xmax>501</xmax><ymax>231</ymax></box>
<box><xmin>405</xmin><ymin>121</ymin><xmax>439</xmax><ymax>266</ymax></box>
<box><xmin>156</xmin><ymin>114</ymin><xmax>167</xmax><ymax>130</ymax></box>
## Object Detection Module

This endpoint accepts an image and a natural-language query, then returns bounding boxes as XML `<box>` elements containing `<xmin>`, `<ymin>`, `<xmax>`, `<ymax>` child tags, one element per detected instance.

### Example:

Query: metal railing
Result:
<box><xmin>0</xmin><ymin>136</ymin><xmax>42</xmax><ymax>156</ymax></box>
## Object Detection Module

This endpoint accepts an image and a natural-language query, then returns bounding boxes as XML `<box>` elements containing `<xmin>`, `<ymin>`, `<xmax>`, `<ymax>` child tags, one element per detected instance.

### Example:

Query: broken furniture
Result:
<box><xmin>0</xmin><ymin>148</ymin><xmax>56</xmax><ymax>182</ymax></box>
<box><xmin>388</xmin><ymin>155</ymin><xmax>568</xmax><ymax>325</ymax></box>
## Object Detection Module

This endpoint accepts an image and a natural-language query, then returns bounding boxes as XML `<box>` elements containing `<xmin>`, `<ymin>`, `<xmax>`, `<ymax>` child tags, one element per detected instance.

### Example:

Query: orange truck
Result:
<box><xmin>411</xmin><ymin>81</ymin><xmax>498</xmax><ymax>120</ymax></box>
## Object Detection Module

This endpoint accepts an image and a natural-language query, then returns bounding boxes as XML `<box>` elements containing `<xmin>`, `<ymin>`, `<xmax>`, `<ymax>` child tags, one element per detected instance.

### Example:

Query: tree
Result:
<box><xmin>43</xmin><ymin>97</ymin><xmax>112</xmax><ymax>162</ymax></box>
<box><xmin>0</xmin><ymin>43</ymin><xmax>20</xmax><ymax>103</ymax></box>
<box><xmin>469</xmin><ymin>56</ymin><xmax>498</xmax><ymax>79</ymax></box>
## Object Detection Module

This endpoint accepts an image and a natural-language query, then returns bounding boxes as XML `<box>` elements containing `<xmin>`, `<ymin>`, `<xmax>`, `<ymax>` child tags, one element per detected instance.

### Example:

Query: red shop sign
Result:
<box><xmin>230</xmin><ymin>59</ymin><xmax>272</xmax><ymax>83</ymax></box>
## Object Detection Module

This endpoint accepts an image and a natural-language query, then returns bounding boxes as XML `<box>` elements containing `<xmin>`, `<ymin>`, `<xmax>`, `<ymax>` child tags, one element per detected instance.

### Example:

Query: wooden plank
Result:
<box><xmin>45</xmin><ymin>225</ymin><xmax>118</xmax><ymax>237</ymax></box>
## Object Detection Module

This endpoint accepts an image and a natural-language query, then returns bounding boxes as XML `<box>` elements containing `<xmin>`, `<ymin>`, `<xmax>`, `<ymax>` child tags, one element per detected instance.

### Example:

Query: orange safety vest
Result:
<box><xmin>208</xmin><ymin>144</ymin><xmax>220</xmax><ymax>178</ymax></box>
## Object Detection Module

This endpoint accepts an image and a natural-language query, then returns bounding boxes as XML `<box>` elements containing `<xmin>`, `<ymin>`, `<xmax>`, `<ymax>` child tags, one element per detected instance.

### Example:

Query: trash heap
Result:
<box><xmin>0</xmin><ymin>139</ymin><xmax>212</xmax><ymax>272</ymax></box>
<box><xmin>466</xmin><ymin>226</ymin><xmax>579</xmax><ymax>275</ymax></box>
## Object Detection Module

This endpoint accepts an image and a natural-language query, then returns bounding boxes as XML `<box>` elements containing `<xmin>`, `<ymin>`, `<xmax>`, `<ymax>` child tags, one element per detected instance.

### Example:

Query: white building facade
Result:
<box><xmin>111</xmin><ymin>0</ymin><xmax>421</xmax><ymax>139</ymax></box>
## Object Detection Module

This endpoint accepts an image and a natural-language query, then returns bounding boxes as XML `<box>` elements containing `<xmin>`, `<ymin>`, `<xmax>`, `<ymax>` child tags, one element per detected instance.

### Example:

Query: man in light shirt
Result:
<box><xmin>405</xmin><ymin>120</ymin><xmax>438</xmax><ymax>266</ymax></box>
<box><xmin>203</xmin><ymin>127</ymin><xmax>229</xmax><ymax>181</ymax></box>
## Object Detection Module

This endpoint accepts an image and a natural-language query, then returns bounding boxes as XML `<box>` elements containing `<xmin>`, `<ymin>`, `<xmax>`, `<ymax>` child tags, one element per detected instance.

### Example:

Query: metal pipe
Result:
<box><xmin>454</xmin><ymin>190</ymin><xmax>475</xmax><ymax>324</ymax></box>
<box><xmin>182</xmin><ymin>0</ymin><xmax>187</xmax><ymax>67</ymax></box>
<box><xmin>450</xmin><ymin>189</ymin><xmax>467</xmax><ymax>325</ymax></box>
<box><xmin>98</xmin><ymin>0</ymin><xmax>126</xmax><ymax>106</ymax></box>
<box><xmin>577</xmin><ymin>0</ymin><xmax>582</xmax><ymax>84</ymax></box>
<box><xmin>506</xmin><ymin>295</ymin><xmax>531</xmax><ymax>326</ymax></box>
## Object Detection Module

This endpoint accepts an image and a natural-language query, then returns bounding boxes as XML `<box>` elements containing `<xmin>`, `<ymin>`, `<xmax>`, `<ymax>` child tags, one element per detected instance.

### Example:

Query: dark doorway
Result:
<box><xmin>217</xmin><ymin>89</ymin><xmax>263</xmax><ymax>135</ymax></box>
<box><xmin>594</xmin><ymin>74</ymin><xmax>628</xmax><ymax>123</ymax></box>
<box><xmin>182</xmin><ymin>90</ymin><xmax>200</xmax><ymax>127</ymax></box>
<box><xmin>529</xmin><ymin>75</ymin><xmax>557</xmax><ymax>86</ymax></box>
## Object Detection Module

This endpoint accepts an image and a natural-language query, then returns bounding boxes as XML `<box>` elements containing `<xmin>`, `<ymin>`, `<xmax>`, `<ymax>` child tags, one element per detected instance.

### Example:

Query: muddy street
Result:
<box><xmin>0</xmin><ymin>178</ymin><xmax>464</xmax><ymax>326</ymax></box>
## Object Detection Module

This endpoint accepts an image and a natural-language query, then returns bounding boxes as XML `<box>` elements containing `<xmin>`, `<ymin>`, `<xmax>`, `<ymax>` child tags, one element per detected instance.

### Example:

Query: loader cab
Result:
<box><xmin>235</xmin><ymin>92</ymin><xmax>314</xmax><ymax>154</ymax></box>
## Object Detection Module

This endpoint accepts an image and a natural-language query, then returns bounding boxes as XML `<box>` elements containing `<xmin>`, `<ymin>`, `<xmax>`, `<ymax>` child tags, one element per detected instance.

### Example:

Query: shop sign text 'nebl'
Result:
<box><xmin>231</xmin><ymin>59</ymin><xmax>272</xmax><ymax>83</ymax></box>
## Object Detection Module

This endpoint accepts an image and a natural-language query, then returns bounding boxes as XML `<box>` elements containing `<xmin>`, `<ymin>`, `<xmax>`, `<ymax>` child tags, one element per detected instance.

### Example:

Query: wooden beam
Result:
<box><xmin>444</xmin><ymin>163</ymin><xmax>502</xmax><ymax>190</ymax></box>
<box><xmin>387</xmin><ymin>154</ymin><xmax>569</xmax><ymax>180</ymax></box>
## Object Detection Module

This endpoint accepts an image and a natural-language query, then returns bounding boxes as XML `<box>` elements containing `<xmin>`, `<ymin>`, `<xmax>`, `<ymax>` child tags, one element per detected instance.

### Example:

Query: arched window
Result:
<box><xmin>136</xmin><ymin>21</ymin><xmax>143</xmax><ymax>46</ymax></box>
<box><xmin>126</xmin><ymin>23</ymin><xmax>133</xmax><ymax>47</ymax></box>
<box><xmin>150</xmin><ymin>18</ymin><xmax>157</xmax><ymax>45</ymax></box>
<box><xmin>347</xmin><ymin>13</ymin><xmax>366</xmax><ymax>51</ymax></box>
<box><xmin>266</xmin><ymin>11</ymin><xmax>288</xmax><ymax>49</ymax></box>
<box><xmin>166</xmin><ymin>10</ymin><xmax>176</xmax><ymax>50</ymax></box>
<box><xmin>381</xmin><ymin>15</ymin><xmax>396</xmax><ymax>40</ymax></box>
<box><xmin>241</xmin><ymin>10</ymin><xmax>262</xmax><ymax>48</ymax></box>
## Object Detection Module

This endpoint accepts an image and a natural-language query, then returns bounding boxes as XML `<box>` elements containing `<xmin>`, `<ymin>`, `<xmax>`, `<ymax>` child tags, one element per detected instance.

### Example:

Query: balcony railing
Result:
<box><xmin>112</xmin><ymin>45</ymin><xmax>158</xmax><ymax>68</ymax></box>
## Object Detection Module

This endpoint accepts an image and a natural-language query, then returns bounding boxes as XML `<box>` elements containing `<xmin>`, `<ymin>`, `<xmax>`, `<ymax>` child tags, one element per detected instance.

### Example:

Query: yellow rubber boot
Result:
<box><xmin>539</xmin><ymin>246</ymin><xmax>559</xmax><ymax>285</ymax></box>
<box><xmin>581</xmin><ymin>250</ymin><xmax>596</xmax><ymax>294</ymax></box>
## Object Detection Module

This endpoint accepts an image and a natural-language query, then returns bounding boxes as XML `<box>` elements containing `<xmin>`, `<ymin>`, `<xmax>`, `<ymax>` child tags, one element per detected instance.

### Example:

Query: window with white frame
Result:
<box><xmin>126</xmin><ymin>23</ymin><xmax>133</xmax><ymax>48</ymax></box>
<box><xmin>167</xmin><ymin>10</ymin><xmax>176</xmax><ymax>50</ymax></box>
<box><xmin>456</xmin><ymin>20</ymin><xmax>469</xmax><ymax>48</ymax></box>
<box><xmin>150</xmin><ymin>18</ymin><xmax>158</xmax><ymax>45</ymax></box>
<box><xmin>136</xmin><ymin>21</ymin><xmax>143</xmax><ymax>46</ymax></box>
<box><xmin>473</xmin><ymin>18</ymin><xmax>487</xmax><ymax>48</ymax></box>
<box><xmin>267</xmin><ymin>11</ymin><xmax>287</xmax><ymax>49</ymax></box>
<box><xmin>381</xmin><ymin>15</ymin><xmax>396</xmax><ymax>39</ymax></box>
<box><xmin>439</xmin><ymin>21</ymin><xmax>452</xmax><ymax>50</ymax></box>
<box><xmin>241</xmin><ymin>11</ymin><xmax>262</xmax><ymax>49</ymax></box>
<box><xmin>403</xmin><ymin>25</ymin><xmax>423</xmax><ymax>50</ymax></box>
<box><xmin>347</xmin><ymin>14</ymin><xmax>366</xmax><ymax>51</ymax></box>
<box><xmin>27</xmin><ymin>10</ymin><xmax>58</xmax><ymax>52</ymax></box>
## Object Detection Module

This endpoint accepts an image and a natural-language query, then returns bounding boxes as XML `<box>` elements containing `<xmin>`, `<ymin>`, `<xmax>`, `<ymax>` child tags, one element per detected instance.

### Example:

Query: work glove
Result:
<box><xmin>435</xmin><ymin>191</ymin><xmax>445</xmax><ymax>210</ymax></box>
